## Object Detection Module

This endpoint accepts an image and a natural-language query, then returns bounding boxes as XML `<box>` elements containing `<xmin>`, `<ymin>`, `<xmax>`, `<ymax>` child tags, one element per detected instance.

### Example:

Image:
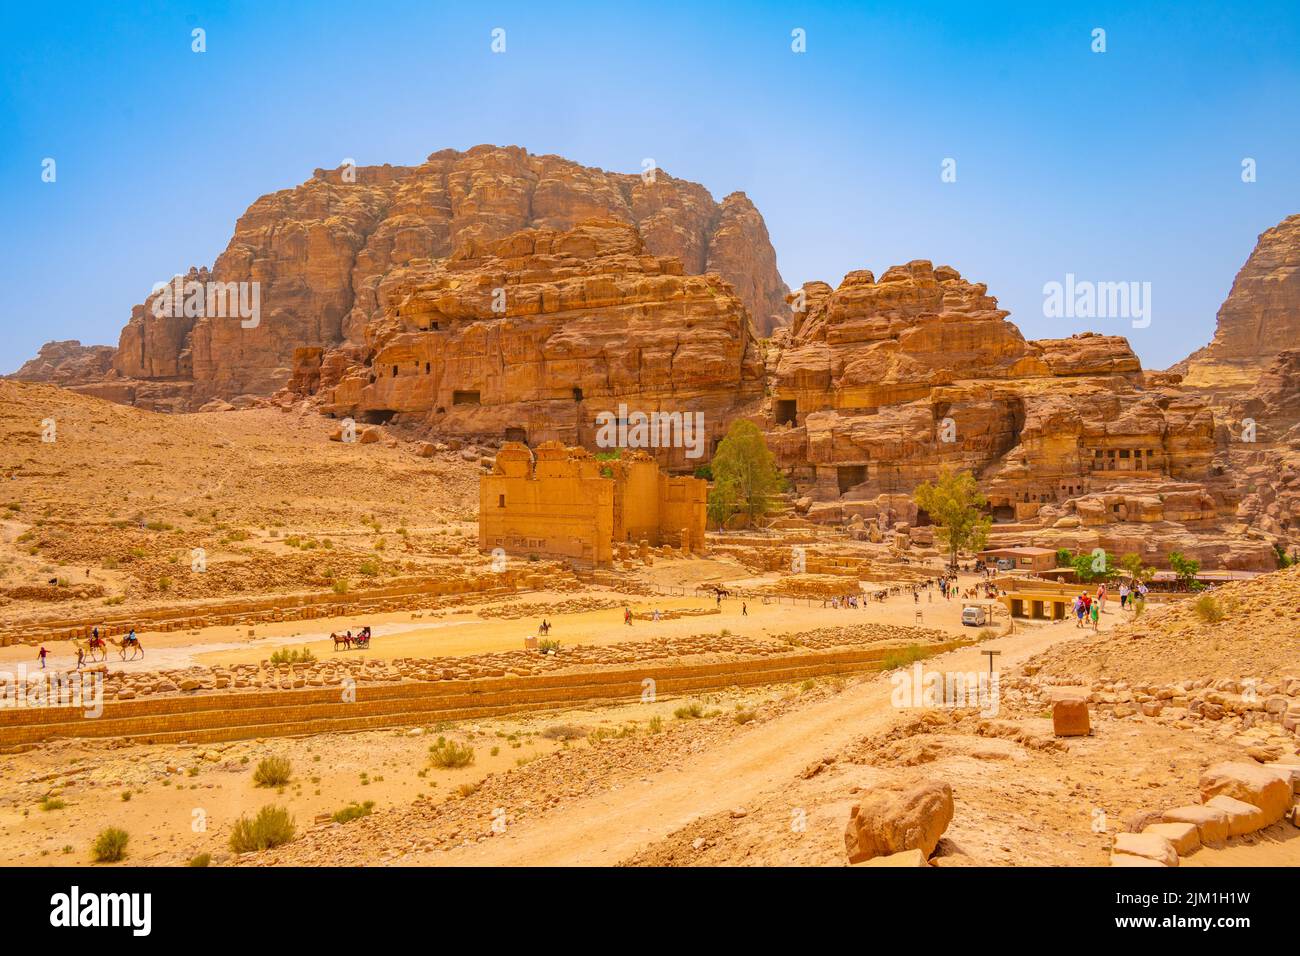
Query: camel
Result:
<box><xmin>73</xmin><ymin>637</ymin><xmax>108</xmax><ymax>663</ymax></box>
<box><xmin>107</xmin><ymin>635</ymin><xmax>144</xmax><ymax>660</ymax></box>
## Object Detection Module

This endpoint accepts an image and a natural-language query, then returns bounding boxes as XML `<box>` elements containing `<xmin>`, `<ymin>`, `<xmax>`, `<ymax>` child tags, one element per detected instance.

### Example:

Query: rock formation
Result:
<box><xmin>8</xmin><ymin>149</ymin><xmax>1295</xmax><ymax>569</ymax></box>
<box><xmin>317</xmin><ymin>218</ymin><xmax>764</xmax><ymax>467</ymax></box>
<box><xmin>14</xmin><ymin>146</ymin><xmax>788</xmax><ymax>413</ymax></box>
<box><xmin>9</xmin><ymin>341</ymin><xmax>115</xmax><ymax>386</ymax></box>
<box><xmin>1178</xmin><ymin>214</ymin><xmax>1300</xmax><ymax>389</ymax></box>
<box><xmin>763</xmin><ymin>260</ymin><xmax>1279</xmax><ymax>569</ymax></box>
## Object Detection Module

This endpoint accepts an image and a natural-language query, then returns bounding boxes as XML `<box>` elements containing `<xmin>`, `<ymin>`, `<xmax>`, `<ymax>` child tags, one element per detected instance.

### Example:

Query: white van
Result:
<box><xmin>961</xmin><ymin>604</ymin><xmax>988</xmax><ymax>627</ymax></box>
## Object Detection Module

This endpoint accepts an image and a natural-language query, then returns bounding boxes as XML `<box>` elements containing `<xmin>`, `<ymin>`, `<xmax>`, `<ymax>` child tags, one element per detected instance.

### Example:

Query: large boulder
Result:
<box><xmin>844</xmin><ymin>778</ymin><xmax>954</xmax><ymax>864</ymax></box>
<box><xmin>1199</xmin><ymin>761</ymin><xmax>1293</xmax><ymax>826</ymax></box>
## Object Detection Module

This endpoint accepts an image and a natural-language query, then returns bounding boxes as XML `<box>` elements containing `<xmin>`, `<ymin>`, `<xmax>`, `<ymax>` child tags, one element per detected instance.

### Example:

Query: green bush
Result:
<box><xmin>673</xmin><ymin>701</ymin><xmax>705</xmax><ymax>720</ymax></box>
<box><xmin>252</xmin><ymin>756</ymin><xmax>292</xmax><ymax>787</ymax></box>
<box><xmin>428</xmin><ymin>737</ymin><xmax>475</xmax><ymax>769</ymax></box>
<box><xmin>332</xmin><ymin>801</ymin><xmax>376</xmax><ymax>824</ymax></box>
<box><xmin>269</xmin><ymin>648</ymin><xmax>315</xmax><ymax>665</ymax></box>
<box><xmin>229</xmin><ymin>805</ymin><xmax>296</xmax><ymax>853</ymax></box>
<box><xmin>1194</xmin><ymin>594</ymin><xmax>1224</xmax><ymax>623</ymax></box>
<box><xmin>188</xmin><ymin>853</ymin><xmax>211</xmax><ymax>867</ymax></box>
<box><xmin>880</xmin><ymin>644</ymin><xmax>928</xmax><ymax>671</ymax></box>
<box><xmin>92</xmin><ymin>827</ymin><xmax>129</xmax><ymax>863</ymax></box>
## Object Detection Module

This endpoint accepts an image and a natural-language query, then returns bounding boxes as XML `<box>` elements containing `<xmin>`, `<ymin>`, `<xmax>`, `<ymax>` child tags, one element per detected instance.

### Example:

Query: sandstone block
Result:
<box><xmin>1113</xmin><ymin>832</ymin><xmax>1178</xmax><ymax>866</ymax></box>
<box><xmin>1204</xmin><ymin>795</ymin><xmax>1270</xmax><ymax>836</ymax></box>
<box><xmin>1162</xmin><ymin>805</ymin><xmax>1231</xmax><ymax>844</ymax></box>
<box><xmin>1199</xmin><ymin>761</ymin><xmax>1293</xmax><ymax>824</ymax></box>
<box><xmin>1111</xmin><ymin>852</ymin><xmax>1168</xmax><ymax>867</ymax></box>
<box><xmin>1052</xmin><ymin>698</ymin><xmax>1090</xmax><ymax>737</ymax></box>
<box><xmin>1142</xmin><ymin>821</ymin><xmax>1200</xmax><ymax>855</ymax></box>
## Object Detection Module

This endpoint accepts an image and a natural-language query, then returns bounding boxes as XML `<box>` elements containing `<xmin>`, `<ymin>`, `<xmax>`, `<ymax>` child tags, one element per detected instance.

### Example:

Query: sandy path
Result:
<box><xmin>418</xmin><ymin>617</ymin><xmax>1083</xmax><ymax>866</ymax></box>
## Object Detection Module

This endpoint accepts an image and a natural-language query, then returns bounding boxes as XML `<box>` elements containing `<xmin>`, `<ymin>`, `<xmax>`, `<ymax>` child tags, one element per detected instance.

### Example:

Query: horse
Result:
<box><xmin>108</xmin><ymin>635</ymin><xmax>144</xmax><ymax>660</ymax></box>
<box><xmin>331</xmin><ymin>632</ymin><xmax>351</xmax><ymax>651</ymax></box>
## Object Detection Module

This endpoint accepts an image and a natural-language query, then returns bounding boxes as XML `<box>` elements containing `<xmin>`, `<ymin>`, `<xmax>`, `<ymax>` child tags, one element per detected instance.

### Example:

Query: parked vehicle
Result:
<box><xmin>961</xmin><ymin>604</ymin><xmax>988</xmax><ymax>627</ymax></box>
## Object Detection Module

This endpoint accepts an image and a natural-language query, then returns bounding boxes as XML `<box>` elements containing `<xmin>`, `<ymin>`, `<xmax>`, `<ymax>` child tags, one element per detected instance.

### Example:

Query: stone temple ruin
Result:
<box><xmin>478</xmin><ymin>441</ymin><xmax>707</xmax><ymax>567</ymax></box>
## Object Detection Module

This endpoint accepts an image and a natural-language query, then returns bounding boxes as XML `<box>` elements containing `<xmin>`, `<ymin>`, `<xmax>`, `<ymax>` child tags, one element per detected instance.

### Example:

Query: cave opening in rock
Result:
<box><xmin>452</xmin><ymin>390</ymin><xmax>481</xmax><ymax>406</ymax></box>
<box><xmin>837</xmin><ymin>464</ymin><xmax>867</xmax><ymax>495</ymax></box>
<box><xmin>992</xmin><ymin>504</ymin><xmax>1015</xmax><ymax>523</ymax></box>
<box><xmin>504</xmin><ymin>427</ymin><xmax>528</xmax><ymax>444</ymax></box>
<box><xmin>914</xmin><ymin>508</ymin><xmax>932</xmax><ymax>527</ymax></box>
<box><xmin>774</xmin><ymin>399</ymin><xmax>797</xmax><ymax>426</ymax></box>
<box><xmin>360</xmin><ymin>410</ymin><xmax>396</xmax><ymax>425</ymax></box>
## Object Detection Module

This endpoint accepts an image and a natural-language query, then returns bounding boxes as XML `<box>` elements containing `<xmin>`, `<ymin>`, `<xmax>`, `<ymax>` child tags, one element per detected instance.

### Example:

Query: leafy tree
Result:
<box><xmin>1118</xmin><ymin>552</ymin><xmax>1155</xmax><ymax>583</ymax></box>
<box><xmin>1169</xmin><ymin>551</ymin><xmax>1201</xmax><ymax>590</ymax></box>
<box><xmin>1055</xmin><ymin>548</ymin><xmax>1073</xmax><ymax>568</ymax></box>
<box><xmin>706</xmin><ymin>478</ymin><xmax>739</xmax><ymax>531</ymax></box>
<box><xmin>912</xmin><ymin>468</ymin><xmax>992</xmax><ymax>566</ymax></box>
<box><xmin>1071</xmin><ymin>552</ymin><xmax>1110</xmax><ymax>583</ymax></box>
<box><xmin>709</xmin><ymin>419</ymin><xmax>785</xmax><ymax>525</ymax></box>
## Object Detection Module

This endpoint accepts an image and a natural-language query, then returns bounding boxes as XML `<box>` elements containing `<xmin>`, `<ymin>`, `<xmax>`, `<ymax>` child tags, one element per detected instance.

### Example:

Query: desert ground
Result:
<box><xmin>1</xmin><ymin>382</ymin><xmax>1297</xmax><ymax>868</ymax></box>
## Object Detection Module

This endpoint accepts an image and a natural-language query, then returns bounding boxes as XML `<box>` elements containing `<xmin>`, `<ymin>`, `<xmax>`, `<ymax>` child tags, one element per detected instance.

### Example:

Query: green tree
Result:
<box><xmin>912</xmin><ymin>468</ymin><xmax>992</xmax><ymax>566</ymax></box>
<box><xmin>709</xmin><ymin>419</ymin><xmax>785</xmax><ymax>525</ymax></box>
<box><xmin>1118</xmin><ymin>552</ymin><xmax>1155</xmax><ymax>583</ymax></box>
<box><xmin>1169</xmin><ymin>551</ymin><xmax>1201</xmax><ymax>590</ymax></box>
<box><xmin>706</xmin><ymin>478</ymin><xmax>739</xmax><ymax>531</ymax></box>
<box><xmin>1071</xmin><ymin>552</ymin><xmax>1109</xmax><ymax>583</ymax></box>
<box><xmin>1055</xmin><ymin>548</ymin><xmax>1073</xmax><ymax>568</ymax></box>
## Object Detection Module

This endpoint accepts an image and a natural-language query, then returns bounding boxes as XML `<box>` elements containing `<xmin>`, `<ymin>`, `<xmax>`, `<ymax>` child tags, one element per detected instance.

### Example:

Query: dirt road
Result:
<box><xmin>421</xmin><ymin>616</ymin><xmax>1084</xmax><ymax>866</ymax></box>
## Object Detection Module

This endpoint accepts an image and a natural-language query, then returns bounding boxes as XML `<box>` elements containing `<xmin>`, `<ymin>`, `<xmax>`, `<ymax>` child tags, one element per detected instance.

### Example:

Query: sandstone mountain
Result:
<box><xmin>1177</xmin><ymin>213</ymin><xmax>1300</xmax><ymax>389</ymax></box>
<box><xmin>15</xmin><ymin>145</ymin><xmax>789</xmax><ymax>412</ymax></box>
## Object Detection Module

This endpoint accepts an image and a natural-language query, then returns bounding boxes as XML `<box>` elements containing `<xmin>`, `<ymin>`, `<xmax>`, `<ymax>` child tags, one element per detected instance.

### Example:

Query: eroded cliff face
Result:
<box><xmin>315</xmin><ymin>219</ymin><xmax>765</xmax><ymax>469</ymax></box>
<box><xmin>73</xmin><ymin>146</ymin><xmax>788</xmax><ymax>412</ymax></box>
<box><xmin>1229</xmin><ymin>349</ymin><xmax>1300</xmax><ymax>547</ymax></box>
<box><xmin>1178</xmin><ymin>214</ymin><xmax>1300</xmax><ymax>389</ymax></box>
<box><xmin>763</xmin><ymin>260</ymin><xmax>1279</xmax><ymax>569</ymax></box>
<box><xmin>9</xmin><ymin>341</ymin><xmax>115</xmax><ymax>386</ymax></box>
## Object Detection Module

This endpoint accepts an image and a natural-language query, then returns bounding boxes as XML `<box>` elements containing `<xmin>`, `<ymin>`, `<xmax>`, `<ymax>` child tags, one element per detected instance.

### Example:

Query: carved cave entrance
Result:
<box><xmin>837</xmin><ymin>465</ymin><xmax>867</xmax><ymax>496</ymax></box>
<box><xmin>774</xmin><ymin>399</ymin><xmax>797</xmax><ymax>426</ymax></box>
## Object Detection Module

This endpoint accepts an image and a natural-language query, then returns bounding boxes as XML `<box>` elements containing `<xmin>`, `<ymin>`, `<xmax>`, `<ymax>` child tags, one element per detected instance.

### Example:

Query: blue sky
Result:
<box><xmin>1</xmin><ymin>0</ymin><xmax>1297</xmax><ymax>373</ymax></box>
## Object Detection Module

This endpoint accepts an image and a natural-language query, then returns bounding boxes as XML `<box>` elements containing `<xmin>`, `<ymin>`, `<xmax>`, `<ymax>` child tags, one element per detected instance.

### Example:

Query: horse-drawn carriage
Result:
<box><xmin>331</xmin><ymin>626</ymin><xmax>372</xmax><ymax>651</ymax></box>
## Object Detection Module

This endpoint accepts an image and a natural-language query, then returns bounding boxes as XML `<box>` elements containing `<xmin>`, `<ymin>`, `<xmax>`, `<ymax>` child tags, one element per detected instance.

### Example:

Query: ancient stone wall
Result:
<box><xmin>479</xmin><ymin>441</ymin><xmax>707</xmax><ymax>567</ymax></box>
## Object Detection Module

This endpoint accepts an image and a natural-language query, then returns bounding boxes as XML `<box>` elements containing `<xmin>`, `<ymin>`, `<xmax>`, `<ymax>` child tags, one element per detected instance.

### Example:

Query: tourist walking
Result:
<box><xmin>37</xmin><ymin>646</ymin><xmax>49</xmax><ymax>669</ymax></box>
<box><xmin>742</xmin><ymin>602</ymin><xmax>748</xmax><ymax>616</ymax></box>
<box><xmin>624</xmin><ymin>606</ymin><xmax>633</xmax><ymax>626</ymax></box>
<box><xmin>1090</xmin><ymin>600</ymin><xmax>1100</xmax><ymax>632</ymax></box>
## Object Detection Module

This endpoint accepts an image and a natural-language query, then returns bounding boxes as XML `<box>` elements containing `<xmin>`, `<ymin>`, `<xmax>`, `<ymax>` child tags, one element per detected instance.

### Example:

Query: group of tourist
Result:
<box><xmin>1118</xmin><ymin>581</ymin><xmax>1149</xmax><ymax>610</ymax></box>
<box><xmin>1073</xmin><ymin>591</ymin><xmax>1102</xmax><ymax>630</ymax></box>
